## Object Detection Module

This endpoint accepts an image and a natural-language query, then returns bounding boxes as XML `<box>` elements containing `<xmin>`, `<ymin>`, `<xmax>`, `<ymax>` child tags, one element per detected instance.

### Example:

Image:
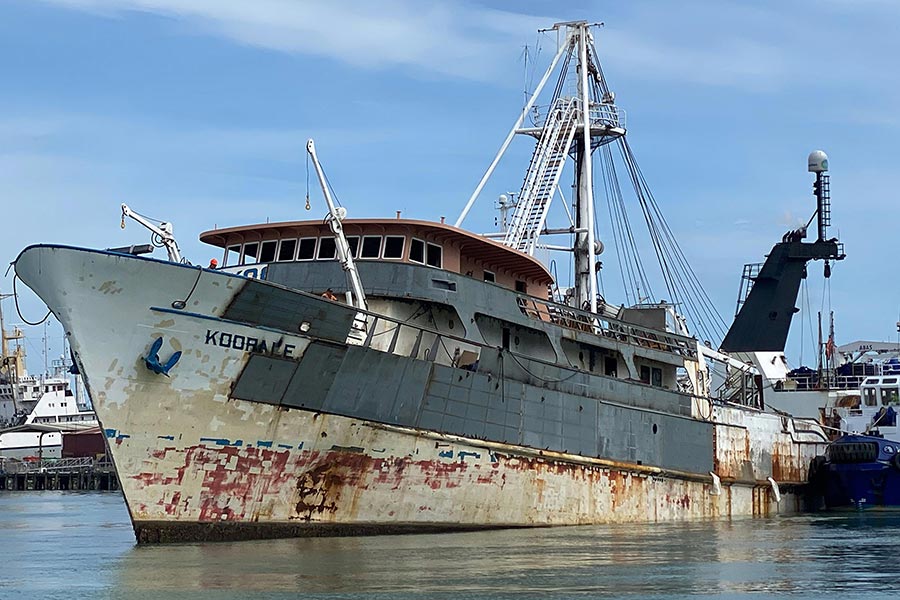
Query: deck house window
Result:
<box><xmin>361</xmin><ymin>236</ymin><xmax>382</xmax><ymax>259</ymax></box>
<box><xmin>241</xmin><ymin>242</ymin><xmax>259</xmax><ymax>265</ymax></box>
<box><xmin>640</xmin><ymin>365</ymin><xmax>651</xmax><ymax>385</ymax></box>
<box><xmin>409</xmin><ymin>238</ymin><xmax>425</xmax><ymax>264</ymax></box>
<box><xmin>483</xmin><ymin>270</ymin><xmax>495</xmax><ymax>283</ymax></box>
<box><xmin>225</xmin><ymin>245</ymin><xmax>241</xmax><ymax>266</ymax></box>
<box><xmin>515</xmin><ymin>280</ymin><xmax>527</xmax><ymax>293</ymax></box>
<box><xmin>883</xmin><ymin>388</ymin><xmax>900</xmax><ymax>406</ymax></box>
<box><xmin>652</xmin><ymin>367</ymin><xmax>663</xmax><ymax>387</ymax></box>
<box><xmin>297</xmin><ymin>238</ymin><xmax>317</xmax><ymax>260</ymax></box>
<box><xmin>864</xmin><ymin>387</ymin><xmax>878</xmax><ymax>407</ymax></box>
<box><xmin>259</xmin><ymin>240</ymin><xmax>278</xmax><ymax>263</ymax></box>
<box><xmin>383</xmin><ymin>236</ymin><xmax>404</xmax><ymax>259</ymax></box>
<box><xmin>604</xmin><ymin>357</ymin><xmax>617</xmax><ymax>377</ymax></box>
<box><xmin>426</xmin><ymin>243</ymin><xmax>442</xmax><ymax>268</ymax></box>
<box><xmin>318</xmin><ymin>237</ymin><xmax>337</xmax><ymax>260</ymax></box>
<box><xmin>277</xmin><ymin>239</ymin><xmax>297</xmax><ymax>262</ymax></box>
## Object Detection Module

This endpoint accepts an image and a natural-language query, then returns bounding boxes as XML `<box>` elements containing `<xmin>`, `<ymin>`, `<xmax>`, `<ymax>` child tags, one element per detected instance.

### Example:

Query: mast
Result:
<box><xmin>574</xmin><ymin>23</ymin><xmax>598</xmax><ymax>314</ymax></box>
<box><xmin>459</xmin><ymin>21</ymin><xmax>624</xmax><ymax>315</ymax></box>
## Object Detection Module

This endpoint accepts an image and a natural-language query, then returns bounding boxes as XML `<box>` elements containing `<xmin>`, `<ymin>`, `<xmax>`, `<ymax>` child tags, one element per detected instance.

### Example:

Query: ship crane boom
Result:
<box><xmin>305</xmin><ymin>139</ymin><xmax>368</xmax><ymax>312</ymax></box>
<box><xmin>120</xmin><ymin>204</ymin><xmax>182</xmax><ymax>263</ymax></box>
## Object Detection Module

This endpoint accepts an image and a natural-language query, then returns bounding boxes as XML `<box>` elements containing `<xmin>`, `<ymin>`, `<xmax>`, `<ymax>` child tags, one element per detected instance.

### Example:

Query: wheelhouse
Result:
<box><xmin>200</xmin><ymin>218</ymin><xmax>554</xmax><ymax>296</ymax></box>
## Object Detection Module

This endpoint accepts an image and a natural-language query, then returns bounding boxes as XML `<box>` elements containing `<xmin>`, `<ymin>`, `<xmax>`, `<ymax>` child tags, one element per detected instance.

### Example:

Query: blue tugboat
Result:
<box><xmin>810</xmin><ymin>434</ymin><xmax>900</xmax><ymax>509</ymax></box>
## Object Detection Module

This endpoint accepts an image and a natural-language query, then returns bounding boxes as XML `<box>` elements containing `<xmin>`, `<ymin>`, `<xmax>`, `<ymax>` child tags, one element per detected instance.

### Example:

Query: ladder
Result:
<box><xmin>734</xmin><ymin>262</ymin><xmax>762</xmax><ymax>317</ymax></box>
<box><xmin>503</xmin><ymin>97</ymin><xmax>580</xmax><ymax>254</ymax></box>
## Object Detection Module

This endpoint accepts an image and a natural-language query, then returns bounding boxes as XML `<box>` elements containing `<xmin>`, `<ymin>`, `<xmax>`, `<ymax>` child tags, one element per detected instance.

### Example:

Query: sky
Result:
<box><xmin>1</xmin><ymin>0</ymin><xmax>899</xmax><ymax>374</ymax></box>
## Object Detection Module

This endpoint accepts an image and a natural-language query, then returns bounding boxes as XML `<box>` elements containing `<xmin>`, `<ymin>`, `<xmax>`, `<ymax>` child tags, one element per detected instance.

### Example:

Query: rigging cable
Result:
<box><xmin>618</xmin><ymin>138</ymin><xmax>728</xmax><ymax>344</ymax></box>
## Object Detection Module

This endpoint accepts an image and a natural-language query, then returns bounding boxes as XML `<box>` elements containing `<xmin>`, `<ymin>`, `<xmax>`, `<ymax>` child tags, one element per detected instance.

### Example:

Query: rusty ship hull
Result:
<box><xmin>14</xmin><ymin>244</ymin><xmax>826</xmax><ymax>542</ymax></box>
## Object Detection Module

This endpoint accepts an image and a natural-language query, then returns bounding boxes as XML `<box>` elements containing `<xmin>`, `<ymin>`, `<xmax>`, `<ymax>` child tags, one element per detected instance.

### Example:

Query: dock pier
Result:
<box><xmin>0</xmin><ymin>457</ymin><xmax>119</xmax><ymax>491</ymax></box>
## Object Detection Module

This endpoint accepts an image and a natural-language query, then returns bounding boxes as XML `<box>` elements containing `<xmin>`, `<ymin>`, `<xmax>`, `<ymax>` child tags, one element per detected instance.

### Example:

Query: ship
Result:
<box><xmin>13</xmin><ymin>21</ymin><xmax>835</xmax><ymax>542</ymax></box>
<box><xmin>0</xmin><ymin>307</ymin><xmax>98</xmax><ymax>459</ymax></box>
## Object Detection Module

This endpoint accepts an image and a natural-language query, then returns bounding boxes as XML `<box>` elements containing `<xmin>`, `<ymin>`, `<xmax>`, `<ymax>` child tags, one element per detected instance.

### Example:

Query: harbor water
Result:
<box><xmin>3</xmin><ymin>491</ymin><xmax>900</xmax><ymax>600</ymax></box>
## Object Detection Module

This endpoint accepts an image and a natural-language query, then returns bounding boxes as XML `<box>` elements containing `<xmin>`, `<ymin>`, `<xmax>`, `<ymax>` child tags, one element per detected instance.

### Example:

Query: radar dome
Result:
<box><xmin>808</xmin><ymin>150</ymin><xmax>829</xmax><ymax>173</ymax></box>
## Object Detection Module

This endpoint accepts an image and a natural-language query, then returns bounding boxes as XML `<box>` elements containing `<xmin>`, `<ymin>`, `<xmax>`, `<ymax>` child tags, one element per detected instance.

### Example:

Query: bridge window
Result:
<box><xmin>409</xmin><ymin>238</ymin><xmax>425</xmax><ymax>264</ymax></box>
<box><xmin>346</xmin><ymin>236</ymin><xmax>360</xmax><ymax>258</ymax></box>
<box><xmin>318</xmin><ymin>237</ymin><xmax>337</xmax><ymax>260</ymax></box>
<box><xmin>241</xmin><ymin>242</ymin><xmax>259</xmax><ymax>265</ymax></box>
<box><xmin>277</xmin><ymin>239</ymin><xmax>297</xmax><ymax>262</ymax></box>
<box><xmin>652</xmin><ymin>367</ymin><xmax>663</xmax><ymax>387</ymax></box>
<box><xmin>383</xmin><ymin>236</ymin><xmax>405</xmax><ymax>259</ymax></box>
<box><xmin>426</xmin><ymin>243</ymin><xmax>442</xmax><ymax>268</ymax></box>
<box><xmin>225</xmin><ymin>245</ymin><xmax>241</xmax><ymax>266</ymax></box>
<box><xmin>297</xmin><ymin>238</ymin><xmax>317</xmax><ymax>260</ymax></box>
<box><xmin>259</xmin><ymin>240</ymin><xmax>278</xmax><ymax>263</ymax></box>
<box><xmin>483</xmin><ymin>270</ymin><xmax>495</xmax><ymax>283</ymax></box>
<box><xmin>361</xmin><ymin>236</ymin><xmax>382</xmax><ymax>259</ymax></box>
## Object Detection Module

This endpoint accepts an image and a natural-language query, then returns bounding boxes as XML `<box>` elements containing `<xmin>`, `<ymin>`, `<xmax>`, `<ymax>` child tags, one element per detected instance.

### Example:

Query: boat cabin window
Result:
<box><xmin>483</xmin><ymin>270</ymin><xmax>496</xmax><ymax>283</ymax></box>
<box><xmin>883</xmin><ymin>388</ymin><xmax>900</xmax><ymax>406</ymax></box>
<box><xmin>515</xmin><ymin>280</ymin><xmax>527</xmax><ymax>293</ymax></box>
<box><xmin>361</xmin><ymin>236</ymin><xmax>382</xmax><ymax>259</ymax></box>
<box><xmin>409</xmin><ymin>238</ymin><xmax>425</xmax><ymax>264</ymax></box>
<box><xmin>259</xmin><ymin>240</ymin><xmax>278</xmax><ymax>263</ymax></box>
<box><xmin>225</xmin><ymin>245</ymin><xmax>241</xmax><ymax>266</ymax></box>
<box><xmin>652</xmin><ymin>367</ymin><xmax>663</xmax><ymax>387</ymax></box>
<box><xmin>318</xmin><ymin>238</ymin><xmax>337</xmax><ymax>260</ymax></box>
<box><xmin>277</xmin><ymin>239</ymin><xmax>297</xmax><ymax>262</ymax></box>
<box><xmin>297</xmin><ymin>238</ymin><xmax>317</xmax><ymax>260</ymax></box>
<box><xmin>864</xmin><ymin>387</ymin><xmax>878</xmax><ymax>407</ymax></box>
<box><xmin>383</xmin><ymin>236</ymin><xmax>405</xmax><ymax>259</ymax></box>
<box><xmin>242</xmin><ymin>242</ymin><xmax>259</xmax><ymax>265</ymax></box>
<box><xmin>426</xmin><ymin>243</ymin><xmax>442</xmax><ymax>268</ymax></box>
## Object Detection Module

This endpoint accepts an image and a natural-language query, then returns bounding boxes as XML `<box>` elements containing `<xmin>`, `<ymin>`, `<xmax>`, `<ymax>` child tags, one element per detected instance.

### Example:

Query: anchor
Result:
<box><xmin>144</xmin><ymin>336</ymin><xmax>182</xmax><ymax>376</ymax></box>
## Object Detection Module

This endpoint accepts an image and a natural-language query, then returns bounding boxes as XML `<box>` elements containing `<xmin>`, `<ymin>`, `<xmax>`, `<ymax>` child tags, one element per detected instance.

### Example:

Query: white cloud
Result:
<box><xmin>38</xmin><ymin>0</ymin><xmax>551</xmax><ymax>81</ymax></box>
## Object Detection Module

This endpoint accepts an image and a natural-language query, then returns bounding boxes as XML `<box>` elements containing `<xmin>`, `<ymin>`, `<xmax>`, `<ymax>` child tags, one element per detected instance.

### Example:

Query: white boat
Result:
<box><xmin>1</xmin><ymin>308</ymin><xmax>97</xmax><ymax>459</ymax></box>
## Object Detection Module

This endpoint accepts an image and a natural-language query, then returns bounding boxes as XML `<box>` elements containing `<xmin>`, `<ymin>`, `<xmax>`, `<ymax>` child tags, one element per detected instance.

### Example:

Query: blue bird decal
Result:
<box><xmin>144</xmin><ymin>336</ymin><xmax>182</xmax><ymax>376</ymax></box>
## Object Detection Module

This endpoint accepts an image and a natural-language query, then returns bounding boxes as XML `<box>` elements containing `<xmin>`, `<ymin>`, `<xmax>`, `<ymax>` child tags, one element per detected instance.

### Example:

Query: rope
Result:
<box><xmin>171</xmin><ymin>265</ymin><xmax>203</xmax><ymax>310</ymax></box>
<box><xmin>12</xmin><ymin>274</ymin><xmax>52</xmax><ymax>326</ymax></box>
<box><xmin>505</xmin><ymin>349</ymin><xmax>579</xmax><ymax>384</ymax></box>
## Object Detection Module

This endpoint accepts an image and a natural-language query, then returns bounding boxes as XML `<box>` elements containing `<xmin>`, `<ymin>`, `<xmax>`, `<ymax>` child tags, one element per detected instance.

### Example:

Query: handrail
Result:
<box><xmin>514</xmin><ymin>295</ymin><xmax>697</xmax><ymax>359</ymax></box>
<box><xmin>529</xmin><ymin>99</ymin><xmax>626</xmax><ymax>130</ymax></box>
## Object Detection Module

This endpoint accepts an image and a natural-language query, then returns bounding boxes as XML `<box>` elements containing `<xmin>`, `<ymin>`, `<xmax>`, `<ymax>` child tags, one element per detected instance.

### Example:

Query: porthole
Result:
<box><xmin>514</xmin><ymin>336</ymin><xmax>520</xmax><ymax>345</ymax></box>
<box><xmin>448</xmin><ymin>319</ymin><xmax>454</xmax><ymax>330</ymax></box>
<box><xmin>652</xmin><ymin>424</ymin><xmax>658</xmax><ymax>434</ymax></box>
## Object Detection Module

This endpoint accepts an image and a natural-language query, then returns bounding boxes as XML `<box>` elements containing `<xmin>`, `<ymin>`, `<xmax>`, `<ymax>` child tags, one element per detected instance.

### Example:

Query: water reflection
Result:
<box><xmin>4</xmin><ymin>493</ymin><xmax>900</xmax><ymax>599</ymax></box>
<box><xmin>111</xmin><ymin>516</ymin><xmax>900</xmax><ymax>598</ymax></box>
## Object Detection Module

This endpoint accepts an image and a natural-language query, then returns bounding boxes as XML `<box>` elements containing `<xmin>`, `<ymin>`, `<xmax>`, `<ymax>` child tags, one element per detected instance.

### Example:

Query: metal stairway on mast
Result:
<box><xmin>502</xmin><ymin>97</ymin><xmax>580</xmax><ymax>255</ymax></box>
